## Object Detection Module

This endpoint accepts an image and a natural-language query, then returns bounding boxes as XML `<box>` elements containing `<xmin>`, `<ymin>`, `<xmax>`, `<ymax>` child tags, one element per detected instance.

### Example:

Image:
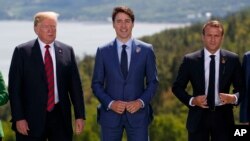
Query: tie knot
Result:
<box><xmin>210</xmin><ymin>55</ymin><xmax>215</xmax><ymax>60</ymax></box>
<box><xmin>122</xmin><ymin>44</ymin><xmax>127</xmax><ymax>50</ymax></box>
<box><xmin>45</xmin><ymin>45</ymin><xmax>50</xmax><ymax>49</ymax></box>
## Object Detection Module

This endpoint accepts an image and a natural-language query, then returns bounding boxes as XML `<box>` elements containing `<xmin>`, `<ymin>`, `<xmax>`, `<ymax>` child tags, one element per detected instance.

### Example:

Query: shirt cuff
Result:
<box><xmin>138</xmin><ymin>99</ymin><xmax>145</xmax><ymax>108</ymax></box>
<box><xmin>107</xmin><ymin>100</ymin><xmax>114</xmax><ymax>110</ymax></box>
<box><xmin>233</xmin><ymin>92</ymin><xmax>239</xmax><ymax>104</ymax></box>
<box><xmin>189</xmin><ymin>97</ymin><xmax>195</xmax><ymax>106</ymax></box>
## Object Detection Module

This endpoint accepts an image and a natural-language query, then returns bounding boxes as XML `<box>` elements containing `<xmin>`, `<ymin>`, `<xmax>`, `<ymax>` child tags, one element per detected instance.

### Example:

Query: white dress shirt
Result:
<box><xmin>204</xmin><ymin>48</ymin><xmax>221</xmax><ymax>106</ymax></box>
<box><xmin>189</xmin><ymin>48</ymin><xmax>238</xmax><ymax>106</ymax></box>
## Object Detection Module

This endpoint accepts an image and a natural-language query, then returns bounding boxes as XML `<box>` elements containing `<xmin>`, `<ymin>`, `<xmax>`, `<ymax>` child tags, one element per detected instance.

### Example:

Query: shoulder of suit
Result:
<box><xmin>97</xmin><ymin>40</ymin><xmax>118</xmax><ymax>53</ymax></box>
<box><xmin>133</xmin><ymin>39</ymin><xmax>152</xmax><ymax>48</ymax></box>
<box><xmin>221</xmin><ymin>49</ymin><xmax>239</xmax><ymax>58</ymax></box>
<box><xmin>185</xmin><ymin>50</ymin><xmax>202</xmax><ymax>58</ymax></box>
<box><xmin>99</xmin><ymin>41</ymin><xmax>113</xmax><ymax>49</ymax></box>
<box><xmin>54</xmin><ymin>40</ymin><xmax>72</xmax><ymax>49</ymax></box>
<box><xmin>244</xmin><ymin>51</ymin><xmax>250</xmax><ymax>56</ymax></box>
<box><xmin>16</xmin><ymin>39</ymin><xmax>37</xmax><ymax>49</ymax></box>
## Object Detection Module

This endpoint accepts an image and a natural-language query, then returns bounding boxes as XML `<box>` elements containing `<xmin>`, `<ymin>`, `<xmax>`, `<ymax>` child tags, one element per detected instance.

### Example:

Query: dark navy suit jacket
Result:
<box><xmin>240</xmin><ymin>51</ymin><xmax>250</xmax><ymax>122</ymax></box>
<box><xmin>91</xmin><ymin>39</ymin><xmax>158</xmax><ymax>128</ymax></box>
<box><xmin>8</xmin><ymin>39</ymin><xmax>85</xmax><ymax>137</ymax></box>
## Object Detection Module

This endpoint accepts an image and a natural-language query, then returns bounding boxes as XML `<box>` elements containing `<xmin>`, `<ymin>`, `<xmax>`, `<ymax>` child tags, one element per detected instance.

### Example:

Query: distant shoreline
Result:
<box><xmin>0</xmin><ymin>21</ymin><xmax>188</xmax><ymax>82</ymax></box>
<box><xmin>0</xmin><ymin>19</ymin><xmax>190</xmax><ymax>25</ymax></box>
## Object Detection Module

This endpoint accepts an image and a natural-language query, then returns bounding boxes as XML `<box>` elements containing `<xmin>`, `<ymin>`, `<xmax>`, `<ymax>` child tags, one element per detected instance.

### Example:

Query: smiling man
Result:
<box><xmin>91</xmin><ymin>6</ymin><xmax>158</xmax><ymax>141</ymax></box>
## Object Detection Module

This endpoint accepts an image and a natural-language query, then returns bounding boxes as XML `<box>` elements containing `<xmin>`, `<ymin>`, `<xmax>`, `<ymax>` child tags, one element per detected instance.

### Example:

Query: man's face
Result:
<box><xmin>202</xmin><ymin>26</ymin><xmax>223</xmax><ymax>54</ymax></box>
<box><xmin>113</xmin><ymin>12</ymin><xmax>134</xmax><ymax>43</ymax></box>
<box><xmin>34</xmin><ymin>18</ymin><xmax>57</xmax><ymax>44</ymax></box>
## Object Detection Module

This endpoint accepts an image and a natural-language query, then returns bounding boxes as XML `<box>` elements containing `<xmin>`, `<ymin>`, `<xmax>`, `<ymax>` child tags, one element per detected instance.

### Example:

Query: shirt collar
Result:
<box><xmin>204</xmin><ymin>48</ymin><xmax>220</xmax><ymax>59</ymax></box>
<box><xmin>116</xmin><ymin>38</ymin><xmax>133</xmax><ymax>49</ymax></box>
<box><xmin>37</xmin><ymin>38</ymin><xmax>54</xmax><ymax>49</ymax></box>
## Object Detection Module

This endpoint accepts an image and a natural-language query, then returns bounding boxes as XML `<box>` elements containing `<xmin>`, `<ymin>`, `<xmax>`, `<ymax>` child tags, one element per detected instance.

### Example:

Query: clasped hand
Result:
<box><xmin>192</xmin><ymin>93</ymin><xmax>236</xmax><ymax>108</ymax></box>
<box><xmin>110</xmin><ymin>100</ymin><xmax>142</xmax><ymax>114</ymax></box>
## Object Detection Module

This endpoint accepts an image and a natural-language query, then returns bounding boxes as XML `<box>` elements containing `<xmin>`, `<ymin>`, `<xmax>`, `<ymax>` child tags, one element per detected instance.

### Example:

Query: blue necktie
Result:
<box><xmin>207</xmin><ymin>55</ymin><xmax>215</xmax><ymax>110</ymax></box>
<box><xmin>121</xmin><ymin>45</ymin><xmax>128</xmax><ymax>79</ymax></box>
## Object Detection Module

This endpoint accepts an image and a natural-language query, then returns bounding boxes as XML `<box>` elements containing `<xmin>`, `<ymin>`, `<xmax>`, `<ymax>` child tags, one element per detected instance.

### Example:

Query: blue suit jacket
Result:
<box><xmin>91</xmin><ymin>39</ymin><xmax>158</xmax><ymax>128</ymax></box>
<box><xmin>240</xmin><ymin>51</ymin><xmax>250</xmax><ymax>122</ymax></box>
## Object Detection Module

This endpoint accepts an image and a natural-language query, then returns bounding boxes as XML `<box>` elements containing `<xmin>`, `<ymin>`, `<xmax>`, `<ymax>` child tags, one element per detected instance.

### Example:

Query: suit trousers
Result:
<box><xmin>101</xmin><ymin>113</ymin><xmax>149</xmax><ymax>141</ymax></box>
<box><xmin>188</xmin><ymin>106</ymin><xmax>234</xmax><ymax>141</ymax></box>
<box><xmin>16</xmin><ymin>103</ymin><xmax>72</xmax><ymax>141</ymax></box>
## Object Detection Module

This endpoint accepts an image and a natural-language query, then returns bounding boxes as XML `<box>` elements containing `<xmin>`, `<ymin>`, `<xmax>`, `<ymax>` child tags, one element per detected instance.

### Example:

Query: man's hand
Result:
<box><xmin>126</xmin><ymin>99</ymin><xmax>142</xmax><ymax>114</ymax></box>
<box><xmin>110</xmin><ymin>100</ymin><xmax>127</xmax><ymax>114</ymax></box>
<box><xmin>75</xmin><ymin>118</ymin><xmax>84</xmax><ymax>135</ymax></box>
<box><xmin>16</xmin><ymin>119</ymin><xmax>30</xmax><ymax>135</ymax></box>
<box><xmin>192</xmin><ymin>95</ymin><xmax>208</xmax><ymax>108</ymax></box>
<box><xmin>219</xmin><ymin>93</ymin><xmax>236</xmax><ymax>104</ymax></box>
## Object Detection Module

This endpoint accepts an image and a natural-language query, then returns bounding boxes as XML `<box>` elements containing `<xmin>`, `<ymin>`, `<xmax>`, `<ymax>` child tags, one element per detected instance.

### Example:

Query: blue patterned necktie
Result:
<box><xmin>121</xmin><ymin>44</ymin><xmax>128</xmax><ymax>79</ymax></box>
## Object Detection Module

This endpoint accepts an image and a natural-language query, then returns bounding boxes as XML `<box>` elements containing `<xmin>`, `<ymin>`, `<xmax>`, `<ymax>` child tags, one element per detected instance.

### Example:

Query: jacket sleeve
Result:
<box><xmin>0</xmin><ymin>71</ymin><xmax>8</xmax><ymax>106</ymax></box>
<box><xmin>91</xmin><ymin>48</ymin><xmax>113</xmax><ymax>109</ymax></box>
<box><xmin>8</xmin><ymin>47</ymin><xmax>25</xmax><ymax>121</ymax></box>
<box><xmin>139</xmin><ymin>47</ymin><xmax>159</xmax><ymax>106</ymax></box>
<box><xmin>68</xmin><ymin>47</ymin><xmax>86</xmax><ymax>119</ymax></box>
<box><xmin>240</xmin><ymin>54</ymin><xmax>250</xmax><ymax>122</ymax></box>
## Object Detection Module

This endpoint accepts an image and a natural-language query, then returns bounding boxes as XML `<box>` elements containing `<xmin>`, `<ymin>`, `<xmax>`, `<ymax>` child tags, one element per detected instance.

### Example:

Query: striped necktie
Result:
<box><xmin>44</xmin><ymin>45</ymin><xmax>55</xmax><ymax>111</ymax></box>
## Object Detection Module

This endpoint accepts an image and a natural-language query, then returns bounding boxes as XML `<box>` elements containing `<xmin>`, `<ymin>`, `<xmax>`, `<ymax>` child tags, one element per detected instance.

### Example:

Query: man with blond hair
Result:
<box><xmin>8</xmin><ymin>11</ymin><xmax>85</xmax><ymax>141</ymax></box>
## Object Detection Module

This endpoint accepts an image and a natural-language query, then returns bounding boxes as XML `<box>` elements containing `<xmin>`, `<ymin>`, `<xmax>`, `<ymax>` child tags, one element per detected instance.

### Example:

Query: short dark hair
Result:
<box><xmin>112</xmin><ymin>6</ymin><xmax>135</xmax><ymax>23</ymax></box>
<box><xmin>202</xmin><ymin>20</ymin><xmax>224</xmax><ymax>36</ymax></box>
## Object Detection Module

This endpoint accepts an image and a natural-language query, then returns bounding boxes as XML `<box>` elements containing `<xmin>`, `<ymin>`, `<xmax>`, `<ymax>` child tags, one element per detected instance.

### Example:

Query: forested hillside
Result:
<box><xmin>1</xmin><ymin>7</ymin><xmax>250</xmax><ymax>141</ymax></box>
<box><xmin>0</xmin><ymin>0</ymin><xmax>250</xmax><ymax>22</ymax></box>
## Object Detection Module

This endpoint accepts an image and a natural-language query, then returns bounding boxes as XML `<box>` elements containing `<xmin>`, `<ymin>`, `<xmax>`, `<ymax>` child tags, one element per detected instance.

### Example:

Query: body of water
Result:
<box><xmin>0</xmin><ymin>20</ymin><xmax>187</xmax><ymax>82</ymax></box>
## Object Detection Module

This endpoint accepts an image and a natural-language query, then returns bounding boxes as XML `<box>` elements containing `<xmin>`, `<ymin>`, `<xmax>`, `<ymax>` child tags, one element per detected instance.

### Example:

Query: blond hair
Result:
<box><xmin>34</xmin><ymin>11</ymin><xmax>59</xmax><ymax>27</ymax></box>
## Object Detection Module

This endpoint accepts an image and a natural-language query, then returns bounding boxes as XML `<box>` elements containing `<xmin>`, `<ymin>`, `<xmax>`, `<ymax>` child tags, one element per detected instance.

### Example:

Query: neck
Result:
<box><xmin>116</xmin><ymin>37</ymin><xmax>131</xmax><ymax>44</ymax></box>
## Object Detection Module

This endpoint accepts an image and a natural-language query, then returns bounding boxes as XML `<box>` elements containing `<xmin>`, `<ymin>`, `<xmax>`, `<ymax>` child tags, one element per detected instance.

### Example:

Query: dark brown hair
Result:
<box><xmin>112</xmin><ymin>6</ymin><xmax>135</xmax><ymax>23</ymax></box>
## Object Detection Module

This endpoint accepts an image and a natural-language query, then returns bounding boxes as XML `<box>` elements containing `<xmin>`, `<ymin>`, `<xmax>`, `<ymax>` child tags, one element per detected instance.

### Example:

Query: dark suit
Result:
<box><xmin>92</xmin><ymin>39</ymin><xmax>158</xmax><ymax>141</ymax></box>
<box><xmin>240</xmin><ymin>51</ymin><xmax>250</xmax><ymax>123</ymax></box>
<box><xmin>8</xmin><ymin>39</ymin><xmax>85</xmax><ymax>140</ymax></box>
<box><xmin>172</xmin><ymin>49</ymin><xmax>242</xmax><ymax>141</ymax></box>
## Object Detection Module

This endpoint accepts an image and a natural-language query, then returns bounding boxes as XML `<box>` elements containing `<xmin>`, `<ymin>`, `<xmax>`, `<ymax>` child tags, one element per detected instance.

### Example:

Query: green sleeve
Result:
<box><xmin>0</xmin><ymin>71</ymin><xmax>8</xmax><ymax>106</ymax></box>
<box><xmin>0</xmin><ymin>121</ymin><xmax>3</xmax><ymax>137</ymax></box>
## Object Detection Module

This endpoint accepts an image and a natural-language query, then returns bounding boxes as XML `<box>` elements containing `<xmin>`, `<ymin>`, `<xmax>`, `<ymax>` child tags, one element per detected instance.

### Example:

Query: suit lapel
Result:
<box><xmin>198</xmin><ymin>49</ymin><xmax>206</xmax><ymax>94</ymax></box>
<box><xmin>110</xmin><ymin>40</ymin><xmax>123</xmax><ymax>78</ymax></box>
<box><xmin>127</xmin><ymin>40</ymin><xmax>140</xmax><ymax>80</ymax></box>
<box><xmin>32</xmin><ymin>40</ymin><xmax>47</xmax><ymax>82</ymax></box>
<box><xmin>219</xmin><ymin>50</ymin><xmax>227</xmax><ymax>91</ymax></box>
<box><xmin>54</xmin><ymin>42</ymin><xmax>64</xmax><ymax>85</ymax></box>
